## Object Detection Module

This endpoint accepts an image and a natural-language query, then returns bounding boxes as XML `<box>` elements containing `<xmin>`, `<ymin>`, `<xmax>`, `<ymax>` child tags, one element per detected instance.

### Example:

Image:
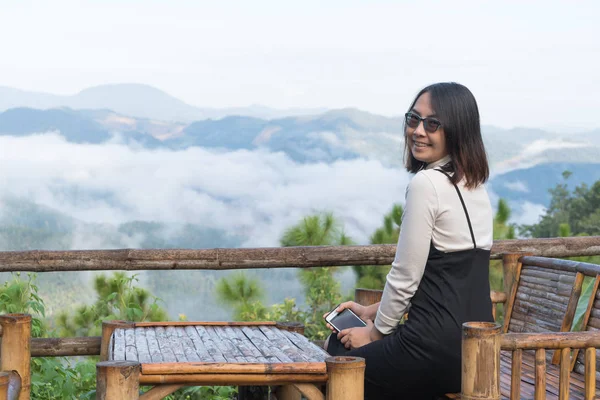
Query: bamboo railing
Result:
<box><xmin>2</xmin><ymin>236</ymin><xmax>595</xmax><ymax>362</ymax></box>
<box><xmin>1</xmin><ymin>236</ymin><xmax>600</xmax><ymax>399</ymax></box>
<box><xmin>0</xmin><ymin>236</ymin><xmax>599</xmax><ymax>273</ymax></box>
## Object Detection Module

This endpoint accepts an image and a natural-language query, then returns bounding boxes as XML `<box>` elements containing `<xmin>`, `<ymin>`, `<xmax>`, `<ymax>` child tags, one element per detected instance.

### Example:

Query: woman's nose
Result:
<box><xmin>413</xmin><ymin>121</ymin><xmax>427</xmax><ymax>136</ymax></box>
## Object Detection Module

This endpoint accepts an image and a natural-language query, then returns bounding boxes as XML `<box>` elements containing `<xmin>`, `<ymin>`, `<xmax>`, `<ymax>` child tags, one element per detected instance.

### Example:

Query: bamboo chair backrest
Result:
<box><xmin>508</xmin><ymin>257</ymin><xmax>600</xmax><ymax>374</ymax></box>
<box><xmin>504</xmin><ymin>259</ymin><xmax>578</xmax><ymax>335</ymax></box>
<box><xmin>503</xmin><ymin>257</ymin><xmax>592</xmax><ymax>366</ymax></box>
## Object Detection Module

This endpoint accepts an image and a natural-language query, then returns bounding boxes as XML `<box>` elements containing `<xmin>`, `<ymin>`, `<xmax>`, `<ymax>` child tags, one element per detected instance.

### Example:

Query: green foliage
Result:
<box><xmin>0</xmin><ymin>273</ymin><xmax>97</xmax><ymax>399</ymax></box>
<box><xmin>370</xmin><ymin>204</ymin><xmax>402</xmax><ymax>245</ymax></box>
<box><xmin>163</xmin><ymin>386</ymin><xmax>237</xmax><ymax>400</ymax></box>
<box><xmin>0</xmin><ymin>272</ymin><xmax>47</xmax><ymax>337</ymax></box>
<box><xmin>297</xmin><ymin>267</ymin><xmax>342</xmax><ymax>340</ymax></box>
<box><xmin>56</xmin><ymin>272</ymin><xmax>168</xmax><ymax>337</ymax></box>
<box><xmin>215</xmin><ymin>272</ymin><xmax>266</xmax><ymax>321</ymax></box>
<box><xmin>31</xmin><ymin>358</ymin><xmax>97</xmax><ymax>400</ymax></box>
<box><xmin>280</xmin><ymin>213</ymin><xmax>345</xmax><ymax>247</ymax></box>
<box><xmin>0</xmin><ymin>273</ymin><xmax>234</xmax><ymax>400</ymax></box>
<box><xmin>558</xmin><ymin>223</ymin><xmax>572</xmax><ymax>237</ymax></box>
<box><xmin>521</xmin><ymin>172</ymin><xmax>600</xmax><ymax>237</ymax></box>
<box><xmin>494</xmin><ymin>199</ymin><xmax>516</xmax><ymax>240</ymax></box>
<box><xmin>268</xmin><ymin>298</ymin><xmax>304</xmax><ymax>322</ymax></box>
<box><xmin>281</xmin><ymin>213</ymin><xmax>348</xmax><ymax>339</ymax></box>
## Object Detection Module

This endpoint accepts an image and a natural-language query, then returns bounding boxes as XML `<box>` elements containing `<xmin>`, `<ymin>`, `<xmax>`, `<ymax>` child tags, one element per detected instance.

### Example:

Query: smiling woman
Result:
<box><xmin>403</xmin><ymin>83</ymin><xmax>489</xmax><ymax>189</ymax></box>
<box><xmin>325</xmin><ymin>82</ymin><xmax>494</xmax><ymax>400</ymax></box>
<box><xmin>404</xmin><ymin>93</ymin><xmax>448</xmax><ymax>165</ymax></box>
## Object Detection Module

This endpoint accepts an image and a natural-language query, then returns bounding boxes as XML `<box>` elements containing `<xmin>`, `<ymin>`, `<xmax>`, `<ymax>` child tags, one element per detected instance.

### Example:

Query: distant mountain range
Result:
<box><xmin>0</xmin><ymin>84</ymin><xmax>326</xmax><ymax>122</ymax></box>
<box><xmin>1</xmin><ymin>82</ymin><xmax>600</xmax><ymax>207</ymax></box>
<box><xmin>1</xmin><ymin>102</ymin><xmax>599</xmax><ymax>167</ymax></box>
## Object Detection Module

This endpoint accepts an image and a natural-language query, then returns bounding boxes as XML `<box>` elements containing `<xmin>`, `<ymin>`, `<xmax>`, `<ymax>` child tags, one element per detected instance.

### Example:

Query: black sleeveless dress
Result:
<box><xmin>327</xmin><ymin>170</ymin><xmax>494</xmax><ymax>399</ymax></box>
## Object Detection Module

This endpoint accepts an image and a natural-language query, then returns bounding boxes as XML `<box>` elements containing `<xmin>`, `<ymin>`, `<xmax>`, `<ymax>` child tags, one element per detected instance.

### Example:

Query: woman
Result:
<box><xmin>325</xmin><ymin>82</ymin><xmax>494</xmax><ymax>399</ymax></box>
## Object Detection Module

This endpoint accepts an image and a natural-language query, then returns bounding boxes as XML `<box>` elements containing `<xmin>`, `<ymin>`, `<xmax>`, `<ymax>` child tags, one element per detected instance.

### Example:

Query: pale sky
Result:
<box><xmin>1</xmin><ymin>0</ymin><xmax>598</xmax><ymax>130</ymax></box>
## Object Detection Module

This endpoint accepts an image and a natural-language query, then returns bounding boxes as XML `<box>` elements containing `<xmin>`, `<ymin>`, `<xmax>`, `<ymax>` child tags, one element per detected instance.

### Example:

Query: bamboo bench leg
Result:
<box><xmin>139</xmin><ymin>384</ymin><xmax>185</xmax><ymax>400</ymax></box>
<box><xmin>292</xmin><ymin>383</ymin><xmax>325</xmax><ymax>400</ymax></box>
<box><xmin>325</xmin><ymin>356</ymin><xmax>365</xmax><ymax>400</ymax></box>
<box><xmin>96</xmin><ymin>361</ymin><xmax>140</xmax><ymax>400</ymax></box>
<box><xmin>461</xmin><ymin>322</ymin><xmax>501</xmax><ymax>400</ymax></box>
<box><xmin>276</xmin><ymin>385</ymin><xmax>301</xmax><ymax>400</ymax></box>
<box><xmin>0</xmin><ymin>314</ymin><xmax>31</xmax><ymax>400</ymax></box>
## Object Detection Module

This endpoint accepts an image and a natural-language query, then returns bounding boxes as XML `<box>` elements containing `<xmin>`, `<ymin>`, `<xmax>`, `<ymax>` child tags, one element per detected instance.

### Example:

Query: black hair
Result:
<box><xmin>404</xmin><ymin>82</ymin><xmax>489</xmax><ymax>188</ymax></box>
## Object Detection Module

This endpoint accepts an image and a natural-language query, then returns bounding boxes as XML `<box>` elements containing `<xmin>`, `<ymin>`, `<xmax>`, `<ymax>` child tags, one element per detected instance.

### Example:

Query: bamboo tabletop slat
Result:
<box><xmin>108</xmin><ymin>323</ymin><xmax>329</xmax><ymax>376</ymax></box>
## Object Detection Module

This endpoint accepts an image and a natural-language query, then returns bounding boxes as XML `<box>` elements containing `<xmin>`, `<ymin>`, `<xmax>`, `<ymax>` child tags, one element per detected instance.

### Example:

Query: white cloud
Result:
<box><xmin>510</xmin><ymin>201</ymin><xmax>547</xmax><ymax>227</ymax></box>
<box><xmin>494</xmin><ymin>139</ymin><xmax>589</xmax><ymax>173</ymax></box>
<box><xmin>0</xmin><ymin>133</ymin><xmax>409</xmax><ymax>248</ymax></box>
<box><xmin>503</xmin><ymin>181</ymin><xmax>529</xmax><ymax>193</ymax></box>
<box><xmin>521</xmin><ymin>139</ymin><xmax>586</xmax><ymax>158</ymax></box>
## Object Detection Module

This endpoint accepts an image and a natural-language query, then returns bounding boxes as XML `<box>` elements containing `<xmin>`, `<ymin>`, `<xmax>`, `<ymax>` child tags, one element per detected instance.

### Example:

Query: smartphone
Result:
<box><xmin>324</xmin><ymin>306</ymin><xmax>367</xmax><ymax>332</ymax></box>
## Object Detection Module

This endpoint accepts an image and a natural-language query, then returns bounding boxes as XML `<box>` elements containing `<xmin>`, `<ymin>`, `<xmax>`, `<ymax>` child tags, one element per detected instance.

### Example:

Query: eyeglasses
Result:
<box><xmin>404</xmin><ymin>112</ymin><xmax>442</xmax><ymax>133</ymax></box>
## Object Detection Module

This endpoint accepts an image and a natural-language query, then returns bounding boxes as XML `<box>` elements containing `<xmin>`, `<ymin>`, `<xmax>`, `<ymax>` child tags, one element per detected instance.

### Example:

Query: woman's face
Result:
<box><xmin>406</xmin><ymin>92</ymin><xmax>448</xmax><ymax>164</ymax></box>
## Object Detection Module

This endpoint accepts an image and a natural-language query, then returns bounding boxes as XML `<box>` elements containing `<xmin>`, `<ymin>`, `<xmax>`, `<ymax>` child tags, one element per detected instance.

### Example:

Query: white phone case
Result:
<box><xmin>325</xmin><ymin>307</ymin><xmax>366</xmax><ymax>331</ymax></box>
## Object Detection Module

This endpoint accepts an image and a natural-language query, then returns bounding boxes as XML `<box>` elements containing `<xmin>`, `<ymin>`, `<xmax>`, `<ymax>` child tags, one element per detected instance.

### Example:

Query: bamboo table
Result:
<box><xmin>97</xmin><ymin>321</ymin><xmax>365</xmax><ymax>400</ymax></box>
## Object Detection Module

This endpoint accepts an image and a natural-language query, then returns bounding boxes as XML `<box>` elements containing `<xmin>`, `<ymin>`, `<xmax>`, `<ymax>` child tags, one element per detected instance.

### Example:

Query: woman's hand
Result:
<box><xmin>322</xmin><ymin>301</ymin><xmax>368</xmax><ymax>333</ymax></box>
<box><xmin>338</xmin><ymin>319</ymin><xmax>375</xmax><ymax>349</ymax></box>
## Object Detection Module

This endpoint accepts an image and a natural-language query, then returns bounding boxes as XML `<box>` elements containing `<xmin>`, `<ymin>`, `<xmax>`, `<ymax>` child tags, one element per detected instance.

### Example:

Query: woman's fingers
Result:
<box><xmin>337</xmin><ymin>328</ymin><xmax>351</xmax><ymax>340</ymax></box>
<box><xmin>340</xmin><ymin>331</ymin><xmax>351</xmax><ymax>349</ymax></box>
<box><xmin>337</xmin><ymin>301</ymin><xmax>355</xmax><ymax>311</ymax></box>
<box><xmin>324</xmin><ymin>301</ymin><xmax>353</xmax><ymax>319</ymax></box>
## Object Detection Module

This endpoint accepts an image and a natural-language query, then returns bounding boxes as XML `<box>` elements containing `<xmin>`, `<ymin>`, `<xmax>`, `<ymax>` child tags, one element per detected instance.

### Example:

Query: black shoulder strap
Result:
<box><xmin>435</xmin><ymin>169</ymin><xmax>477</xmax><ymax>249</ymax></box>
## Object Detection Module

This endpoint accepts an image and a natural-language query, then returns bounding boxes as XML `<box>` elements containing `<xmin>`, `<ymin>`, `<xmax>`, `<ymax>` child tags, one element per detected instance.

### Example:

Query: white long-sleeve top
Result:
<box><xmin>374</xmin><ymin>155</ymin><xmax>494</xmax><ymax>335</ymax></box>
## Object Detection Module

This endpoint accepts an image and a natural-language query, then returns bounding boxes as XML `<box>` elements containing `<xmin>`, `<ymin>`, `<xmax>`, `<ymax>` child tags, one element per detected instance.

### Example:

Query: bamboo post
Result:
<box><xmin>502</xmin><ymin>253</ymin><xmax>530</xmax><ymax>300</ymax></box>
<box><xmin>0</xmin><ymin>314</ymin><xmax>31</xmax><ymax>400</ymax></box>
<box><xmin>325</xmin><ymin>356</ymin><xmax>365</xmax><ymax>400</ymax></box>
<box><xmin>461</xmin><ymin>322</ymin><xmax>501</xmax><ymax>400</ymax></box>
<box><xmin>584</xmin><ymin>347</ymin><xmax>595</xmax><ymax>400</ymax></box>
<box><xmin>559</xmin><ymin>348</ymin><xmax>570</xmax><ymax>400</ymax></box>
<box><xmin>510</xmin><ymin>349</ymin><xmax>522</xmax><ymax>399</ymax></box>
<box><xmin>96</xmin><ymin>361</ymin><xmax>140</xmax><ymax>400</ymax></box>
<box><xmin>354</xmin><ymin>288</ymin><xmax>383</xmax><ymax>306</ymax></box>
<box><xmin>100</xmin><ymin>320</ymin><xmax>135</xmax><ymax>361</ymax></box>
<box><xmin>534</xmin><ymin>349</ymin><xmax>546</xmax><ymax>400</ymax></box>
